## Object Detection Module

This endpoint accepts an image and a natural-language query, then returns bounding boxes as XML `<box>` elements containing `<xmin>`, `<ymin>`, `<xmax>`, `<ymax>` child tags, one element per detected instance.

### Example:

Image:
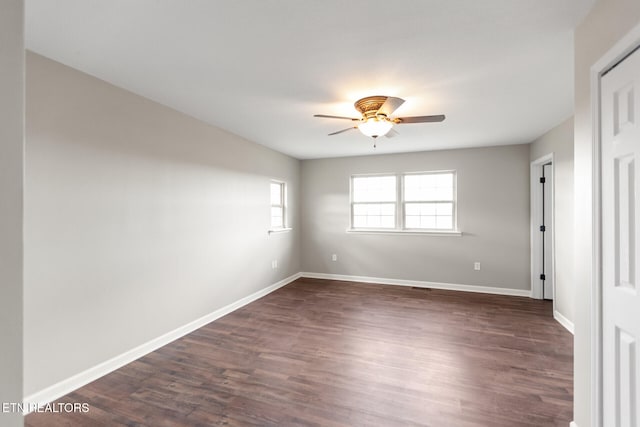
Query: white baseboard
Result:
<box><xmin>554</xmin><ymin>310</ymin><xmax>575</xmax><ymax>334</ymax></box>
<box><xmin>300</xmin><ymin>272</ymin><xmax>531</xmax><ymax>297</ymax></box>
<box><xmin>23</xmin><ymin>272</ymin><xmax>301</xmax><ymax>413</ymax></box>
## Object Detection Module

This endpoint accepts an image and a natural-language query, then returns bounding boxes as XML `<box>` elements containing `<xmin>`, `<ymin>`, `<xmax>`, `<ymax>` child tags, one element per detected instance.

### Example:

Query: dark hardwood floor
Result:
<box><xmin>26</xmin><ymin>278</ymin><xmax>573</xmax><ymax>426</ymax></box>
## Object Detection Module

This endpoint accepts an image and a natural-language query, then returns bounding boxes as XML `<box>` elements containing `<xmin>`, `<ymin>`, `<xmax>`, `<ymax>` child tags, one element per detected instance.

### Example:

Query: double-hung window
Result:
<box><xmin>351</xmin><ymin>175</ymin><xmax>397</xmax><ymax>229</ymax></box>
<box><xmin>403</xmin><ymin>172</ymin><xmax>455</xmax><ymax>230</ymax></box>
<box><xmin>270</xmin><ymin>181</ymin><xmax>286</xmax><ymax>229</ymax></box>
<box><xmin>350</xmin><ymin>171</ymin><xmax>457</xmax><ymax>233</ymax></box>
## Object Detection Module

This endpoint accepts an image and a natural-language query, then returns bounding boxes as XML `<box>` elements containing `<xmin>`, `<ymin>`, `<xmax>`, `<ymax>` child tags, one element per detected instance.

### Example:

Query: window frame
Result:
<box><xmin>269</xmin><ymin>180</ymin><xmax>288</xmax><ymax>232</ymax></box>
<box><xmin>350</xmin><ymin>173</ymin><xmax>398</xmax><ymax>231</ymax></box>
<box><xmin>349</xmin><ymin>170</ymin><xmax>461</xmax><ymax>236</ymax></box>
<box><xmin>401</xmin><ymin>170</ymin><xmax>457</xmax><ymax>232</ymax></box>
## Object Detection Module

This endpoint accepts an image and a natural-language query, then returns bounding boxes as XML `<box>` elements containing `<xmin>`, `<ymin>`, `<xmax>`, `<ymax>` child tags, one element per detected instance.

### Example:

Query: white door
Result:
<box><xmin>602</xmin><ymin>46</ymin><xmax>640</xmax><ymax>426</ymax></box>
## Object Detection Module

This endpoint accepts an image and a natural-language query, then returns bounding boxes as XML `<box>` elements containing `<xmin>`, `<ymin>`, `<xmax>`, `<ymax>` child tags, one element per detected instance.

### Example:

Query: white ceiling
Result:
<box><xmin>25</xmin><ymin>0</ymin><xmax>594</xmax><ymax>159</ymax></box>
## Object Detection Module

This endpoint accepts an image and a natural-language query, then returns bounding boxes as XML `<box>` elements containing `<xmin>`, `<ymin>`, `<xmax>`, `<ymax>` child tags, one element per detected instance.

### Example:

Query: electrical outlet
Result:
<box><xmin>332</xmin><ymin>254</ymin><xmax>338</xmax><ymax>262</ymax></box>
<box><xmin>272</xmin><ymin>260</ymin><xmax>278</xmax><ymax>269</ymax></box>
<box><xmin>474</xmin><ymin>262</ymin><xmax>481</xmax><ymax>271</ymax></box>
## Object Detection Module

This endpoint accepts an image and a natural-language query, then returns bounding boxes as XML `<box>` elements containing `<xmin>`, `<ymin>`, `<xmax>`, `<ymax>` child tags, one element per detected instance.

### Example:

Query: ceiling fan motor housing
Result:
<box><xmin>354</xmin><ymin>96</ymin><xmax>389</xmax><ymax>120</ymax></box>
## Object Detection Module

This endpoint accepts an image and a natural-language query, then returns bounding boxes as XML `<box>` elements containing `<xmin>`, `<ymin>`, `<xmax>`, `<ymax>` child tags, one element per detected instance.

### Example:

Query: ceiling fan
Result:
<box><xmin>314</xmin><ymin>95</ymin><xmax>445</xmax><ymax>139</ymax></box>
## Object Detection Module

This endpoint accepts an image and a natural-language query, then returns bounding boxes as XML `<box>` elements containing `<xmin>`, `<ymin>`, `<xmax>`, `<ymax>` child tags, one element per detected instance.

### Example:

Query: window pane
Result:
<box><xmin>405</xmin><ymin>203</ymin><xmax>419</xmax><ymax>215</ymax></box>
<box><xmin>405</xmin><ymin>216</ymin><xmax>420</xmax><ymax>228</ymax></box>
<box><xmin>423</xmin><ymin>187</ymin><xmax>439</xmax><ymax>200</ymax></box>
<box><xmin>353</xmin><ymin>176</ymin><xmax>396</xmax><ymax>202</ymax></box>
<box><xmin>352</xmin><ymin>203</ymin><xmax>395</xmax><ymax>229</ymax></box>
<box><xmin>353</xmin><ymin>204</ymin><xmax>367</xmax><ymax>216</ymax></box>
<box><xmin>420</xmin><ymin>215</ymin><xmax>437</xmax><ymax>229</ymax></box>
<box><xmin>403</xmin><ymin>175</ymin><xmax>420</xmax><ymax>201</ymax></box>
<box><xmin>270</xmin><ymin>182</ymin><xmax>282</xmax><ymax>205</ymax></box>
<box><xmin>404</xmin><ymin>172</ymin><xmax>454</xmax><ymax>202</ymax></box>
<box><xmin>435</xmin><ymin>187</ymin><xmax>453</xmax><ymax>200</ymax></box>
<box><xmin>422</xmin><ymin>174</ymin><xmax>438</xmax><ymax>188</ymax></box>
<box><xmin>436</xmin><ymin>202</ymin><xmax>452</xmax><ymax>215</ymax></box>
<box><xmin>436</xmin><ymin>216</ymin><xmax>453</xmax><ymax>229</ymax></box>
<box><xmin>271</xmin><ymin>206</ymin><xmax>283</xmax><ymax>228</ymax></box>
<box><xmin>404</xmin><ymin>187</ymin><xmax>417</xmax><ymax>201</ymax></box>
<box><xmin>381</xmin><ymin>204</ymin><xmax>395</xmax><ymax>215</ymax></box>
<box><xmin>353</xmin><ymin>216</ymin><xmax>367</xmax><ymax>228</ymax></box>
<box><xmin>421</xmin><ymin>203</ymin><xmax>437</xmax><ymax>215</ymax></box>
<box><xmin>405</xmin><ymin>202</ymin><xmax>436</xmax><ymax>216</ymax></box>
<box><xmin>380</xmin><ymin>216</ymin><xmax>395</xmax><ymax>228</ymax></box>
<box><xmin>436</xmin><ymin>173</ymin><xmax>453</xmax><ymax>187</ymax></box>
<box><xmin>367</xmin><ymin>204</ymin><xmax>381</xmax><ymax>216</ymax></box>
<box><xmin>404</xmin><ymin>202</ymin><xmax>453</xmax><ymax>230</ymax></box>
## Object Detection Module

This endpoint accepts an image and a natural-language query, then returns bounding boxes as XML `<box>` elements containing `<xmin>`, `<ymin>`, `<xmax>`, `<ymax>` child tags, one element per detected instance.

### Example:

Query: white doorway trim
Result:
<box><xmin>589</xmin><ymin>21</ymin><xmax>640</xmax><ymax>427</ymax></box>
<box><xmin>530</xmin><ymin>153</ymin><xmax>555</xmax><ymax>302</ymax></box>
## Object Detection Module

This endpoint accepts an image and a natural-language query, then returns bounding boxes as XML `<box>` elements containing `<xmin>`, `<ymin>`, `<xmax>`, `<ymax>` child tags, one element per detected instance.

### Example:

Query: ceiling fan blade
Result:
<box><xmin>328</xmin><ymin>127</ymin><xmax>358</xmax><ymax>136</ymax></box>
<box><xmin>396</xmin><ymin>114</ymin><xmax>445</xmax><ymax>124</ymax></box>
<box><xmin>377</xmin><ymin>97</ymin><xmax>405</xmax><ymax>116</ymax></box>
<box><xmin>384</xmin><ymin>128</ymin><xmax>399</xmax><ymax>138</ymax></box>
<box><xmin>314</xmin><ymin>114</ymin><xmax>360</xmax><ymax>121</ymax></box>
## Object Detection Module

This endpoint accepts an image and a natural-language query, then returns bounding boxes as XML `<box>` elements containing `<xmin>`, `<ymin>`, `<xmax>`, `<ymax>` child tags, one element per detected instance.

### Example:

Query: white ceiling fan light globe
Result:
<box><xmin>358</xmin><ymin>118</ymin><xmax>393</xmax><ymax>138</ymax></box>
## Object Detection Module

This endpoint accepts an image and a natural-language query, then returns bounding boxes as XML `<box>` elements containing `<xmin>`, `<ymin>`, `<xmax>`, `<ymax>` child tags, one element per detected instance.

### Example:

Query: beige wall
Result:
<box><xmin>24</xmin><ymin>52</ymin><xmax>301</xmax><ymax>396</ymax></box>
<box><xmin>529</xmin><ymin>117</ymin><xmax>574</xmax><ymax>324</ymax></box>
<box><xmin>574</xmin><ymin>1</ymin><xmax>640</xmax><ymax>425</ymax></box>
<box><xmin>0</xmin><ymin>1</ymin><xmax>24</xmax><ymax>426</ymax></box>
<box><xmin>301</xmin><ymin>144</ymin><xmax>531</xmax><ymax>291</ymax></box>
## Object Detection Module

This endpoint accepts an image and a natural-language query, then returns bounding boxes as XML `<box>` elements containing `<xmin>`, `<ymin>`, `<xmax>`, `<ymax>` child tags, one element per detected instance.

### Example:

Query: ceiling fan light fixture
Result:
<box><xmin>314</xmin><ymin>95</ymin><xmax>445</xmax><ymax>140</ymax></box>
<box><xmin>358</xmin><ymin>117</ymin><xmax>393</xmax><ymax>138</ymax></box>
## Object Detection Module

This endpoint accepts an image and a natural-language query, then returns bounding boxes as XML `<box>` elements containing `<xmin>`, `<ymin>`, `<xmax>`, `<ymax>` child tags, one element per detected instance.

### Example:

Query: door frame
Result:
<box><xmin>530</xmin><ymin>153</ymin><xmax>555</xmax><ymax>304</ymax></box>
<box><xmin>589</xmin><ymin>21</ymin><xmax>640</xmax><ymax>427</ymax></box>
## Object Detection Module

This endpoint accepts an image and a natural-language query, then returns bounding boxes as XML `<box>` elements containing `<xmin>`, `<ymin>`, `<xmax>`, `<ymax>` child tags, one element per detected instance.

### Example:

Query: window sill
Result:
<box><xmin>268</xmin><ymin>227</ymin><xmax>292</xmax><ymax>235</ymax></box>
<box><xmin>346</xmin><ymin>228</ymin><xmax>462</xmax><ymax>237</ymax></box>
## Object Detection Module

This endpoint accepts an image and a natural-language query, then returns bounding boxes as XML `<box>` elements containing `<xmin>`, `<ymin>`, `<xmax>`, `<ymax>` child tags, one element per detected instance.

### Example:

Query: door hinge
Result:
<box><xmin>540</xmin><ymin>274</ymin><xmax>546</xmax><ymax>280</ymax></box>
<box><xmin>540</xmin><ymin>177</ymin><xmax>546</xmax><ymax>183</ymax></box>
<box><xmin>540</xmin><ymin>225</ymin><xmax>546</xmax><ymax>232</ymax></box>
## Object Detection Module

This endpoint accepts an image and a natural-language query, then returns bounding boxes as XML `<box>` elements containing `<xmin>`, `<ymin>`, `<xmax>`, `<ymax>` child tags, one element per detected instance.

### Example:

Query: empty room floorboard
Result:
<box><xmin>25</xmin><ymin>278</ymin><xmax>573</xmax><ymax>426</ymax></box>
